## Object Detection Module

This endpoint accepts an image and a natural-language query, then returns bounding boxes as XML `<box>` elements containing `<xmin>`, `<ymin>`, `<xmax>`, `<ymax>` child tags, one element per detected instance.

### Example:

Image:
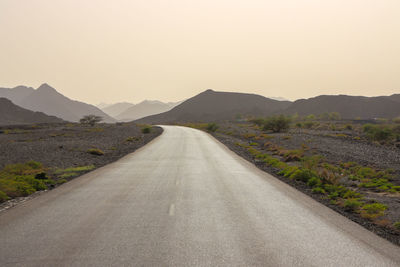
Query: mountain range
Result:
<box><xmin>136</xmin><ymin>89</ymin><xmax>292</xmax><ymax>123</ymax></box>
<box><xmin>114</xmin><ymin>100</ymin><xmax>181</xmax><ymax>122</ymax></box>
<box><xmin>0</xmin><ymin>84</ymin><xmax>115</xmax><ymax>123</ymax></box>
<box><xmin>0</xmin><ymin>98</ymin><xmax>64</xmax><ymax>125</ymax></box>
<box><xmin>137</xmin><ymin>90</ymin><xmax>400</xmax><ymax>123</ymax></box>
<box><xmin>283</xmin><ymin>94</ymin><xmax>400</xmax><ymax>119</ymax></box>
<box><xmin>1</xmin><ymin>83</ymin><xmax>399</xmax><ymax>126</ymax></box>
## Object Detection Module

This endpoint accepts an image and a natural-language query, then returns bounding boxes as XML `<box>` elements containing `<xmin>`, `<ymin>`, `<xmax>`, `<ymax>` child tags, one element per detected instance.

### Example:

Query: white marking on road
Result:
<box><xmin>169</xmin><ymin>204</ymin><xmax>175</xmax><ymax>216</ymax></box>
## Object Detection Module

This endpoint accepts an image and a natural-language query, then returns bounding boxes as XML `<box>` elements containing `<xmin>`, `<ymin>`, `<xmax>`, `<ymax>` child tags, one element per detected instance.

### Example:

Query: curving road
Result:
<box><xmin>1</xmin><ymin>126</ymin><xmax>400</xmax><ymax>266</ymax></box>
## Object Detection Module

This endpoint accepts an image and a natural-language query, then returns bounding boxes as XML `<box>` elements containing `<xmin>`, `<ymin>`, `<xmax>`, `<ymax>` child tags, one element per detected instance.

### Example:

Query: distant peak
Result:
<box><xmin>205</xmin><ymin>89</ymin><xmax>214</xmax><ymax>92</ymax></box>
<box><xmin>37</xmin><ymin>83</ymin><xmax>57</xmax><ymax>92</ymax></box>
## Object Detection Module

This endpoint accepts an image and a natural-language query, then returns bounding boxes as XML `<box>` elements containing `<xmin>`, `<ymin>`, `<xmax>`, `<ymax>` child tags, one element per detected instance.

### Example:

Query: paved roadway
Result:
<box><xmin>1</xmin><ymin>126</ymin><xmax>400</xmax><ymax>266</ymax></box>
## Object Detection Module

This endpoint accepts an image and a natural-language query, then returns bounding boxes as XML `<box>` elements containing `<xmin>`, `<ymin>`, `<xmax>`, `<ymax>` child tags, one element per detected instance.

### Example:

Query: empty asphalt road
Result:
<box><xmin>1</xmin><ymin>126</ymin><xmax>400</xmax><ymax>266</ymax></box>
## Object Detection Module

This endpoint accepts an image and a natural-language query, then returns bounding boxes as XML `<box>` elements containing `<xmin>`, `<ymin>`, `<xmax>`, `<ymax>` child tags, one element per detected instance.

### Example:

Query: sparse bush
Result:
<box><xmin>87</xmin><ymin>148</ymin><xmax>104</xmax><ymax>156</ymax></box>
<box><xmin>307</xmin><ymin>177</ymin><xmax>321</xmax><ymax>187</ymax></box>
<box><xmin>283</xmin><ymin>150</ymin><xmax>303</xmax><ymax>161</ymax></box>
<box><xmin>345</xmin><ymin>124</ymin><xmax>353</xmax><ymax>130</ymax></box>
<box><xmin>34</xmin><ymin>172</ymin><xmax>48</xmax><ymax>180</ymax></box>
<box><xmin>0</xmin><ymin>161</ymin><xmax>54</xmax><ymax>199</ymax></box>
<box><xmin>206</xmin><ymin>123</ymin><xmax>219</xmax><ymax>132</ymax></box>
<box><xmin>363</xmin><ymin>124</ymin><xmax>393</xmax><ymax>142</ymax></box>
<box><xmin>55</xmin><ymin>165</ymin><xmax>95</xmax><ymax>174</ymax></box>
<box><xmin>279</xmin><ymin>166</ymin><xmax>299</xmax><ymax>177</ymax></box>
<box><xmin>59</xmin><ymin>172</ymin><xmax>78</xmax><ymax>179</ymax></box>
<box><xmin>361</xmin><ymin>203</ymin><xmax>387</xmax><ymax>219</ymax></box>
<box><xmin>344</xmin><ymin>199</ymin><xmax>362</xmax><ymax>211</ymax></box>
<box><xmin>312</xmin><ymin>187</ymin><xmax>326</xmax><ymax>194</ymax></box>
<box><xmin>301</xmin><ymin>156</ymin><xmax>322</xmax><ymax>170</ymax></box>
<box><xmin>0</xmin><ymin>190</ymin><xmax>9</xmax><ymax>202</ymax></box>
<box><xmin>125</xmin><ymin>136</ymin><xmax>139</xmax><ymax>142</ymax></box>
<box><xmin>57</xmin><ymin>179</ymin><xmax>68</xmax><ymax>185</ymax></box>
<box><xmin>394</xmin><ymin>222</ymin><xmax>400</xmax><ymax>230</ymax></box>
<box><xmin>79</xmin><ymin>115</ymin><xmax>103</xmax><ymax>126</ymax></box>
<box><xmin>343</xmin><ymin>190</ymin><xmax>361</xmax><ymax>199</ymax></box>
<box><xmin>141</xmin><ymin>126</ymin><xmax>152</xmax><ymax>134</ymax></box>
<box><xmin>289</xmin><ymin>168</ymin><xmax>316</xmax><ymax>182</ymax></box>
<box><xmin>263</xmin><ymin>115</ymin><xmax>291</xmax><ymax>133</ymax></box>
<box><xmin>305</xmin><ymin>114</ymin><xmax>316</xmax><ymax>121</ymax></box>
<box><xmin>329</xmin><ymin>112</ymin><xmax>341</xmax><ymax>120</ymax></box>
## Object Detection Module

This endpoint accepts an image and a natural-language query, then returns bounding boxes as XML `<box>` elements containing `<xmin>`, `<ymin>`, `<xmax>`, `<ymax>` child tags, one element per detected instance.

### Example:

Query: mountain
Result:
<box><xmin>96</xmin><ymin>102</ymin><xmax>111</xmax><ymax>109</ymax></box>
<box><xmin>102</xmin><ymin>102</ymin><xmax>135</xmax><ymax>118</ymax></box>
<box><xmin>116</xmin><ymin>100</ymin><xmax>176</xmax><ymax>122</ymax></box>
<box><xmin>268</xmin><ymin>96</ymin><xmax>289</xmax><ymax>101</ymax></box>
<box><xmin>387</xmin><ymin>94</ymin><xmax>400</xmax><ymax>103</ymax></box>
<box><xmin>282</xmin><ymin>94</ymin><xmax>400</xmax><ymax>119</ymax></box>
<box><xmin>0</xmin><ymin>98</ymin><xmax>64</xmax><ymax>125</ymax></box>
<box><xmin>0</xmin><ymin>86</ymin><xmax>35</xmax><ymax>106</ymax></box>
<box><xmin>136</xmin><ymin>89</ymin><xmax>292</xmax><ymax>124</ymax></box>
<box><xmin>0</xmin><ymin>84</ymin><xmax>116</xmax><ymax>123</ymax></box>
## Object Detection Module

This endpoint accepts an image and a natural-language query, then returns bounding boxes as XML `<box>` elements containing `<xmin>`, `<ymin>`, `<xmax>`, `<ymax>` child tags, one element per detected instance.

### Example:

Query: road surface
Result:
<box><xmin>1</xmin><ymin>126</ymin><xmax>400</xmax><ymax>266</ymax></box>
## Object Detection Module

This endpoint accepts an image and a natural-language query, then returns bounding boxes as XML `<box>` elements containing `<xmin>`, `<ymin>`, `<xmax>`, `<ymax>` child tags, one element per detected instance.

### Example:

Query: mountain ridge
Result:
<box><xmin>0</xmin><ymin>84</ymin><xmax>116</xmax><ymax>123</ymax></box>
<box><xmin>0</xmin><ymin>98</ymin><xmax>65</xmax><ymax>125</ymax></box>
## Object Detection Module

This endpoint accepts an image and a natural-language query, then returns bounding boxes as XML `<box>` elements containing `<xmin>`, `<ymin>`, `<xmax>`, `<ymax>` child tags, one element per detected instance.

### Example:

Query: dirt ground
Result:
<box><xmin>0</xmin><ymin>123</ymin><xmax>162</xmax><ymax>170</ymax></box>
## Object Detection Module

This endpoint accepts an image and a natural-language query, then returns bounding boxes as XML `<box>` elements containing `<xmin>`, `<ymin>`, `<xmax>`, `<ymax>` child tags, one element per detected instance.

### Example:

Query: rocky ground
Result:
<box><xmin>206</xmin><ymin>121</ymin><xmax>400</xmax><ymax>245</ymax></box>
<box><xmin>0</xmin><ymin>123</ymin><xmax>162</xmax><ymax>169</ymax></box>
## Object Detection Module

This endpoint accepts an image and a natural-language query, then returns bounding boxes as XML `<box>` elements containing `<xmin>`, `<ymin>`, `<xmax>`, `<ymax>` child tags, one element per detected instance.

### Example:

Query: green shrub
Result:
<box><xmin>324</xmin><ymin>184</ymin><xmax>349</xmax><ymax>199</ymax></box>
<box><xmin>18</xmin><ymin>176</ymin><xmax>47</xmax><ymax>191</ymax></box>
<box><xmin>26</xmin><ymin>161</ymin><xmax>42</xmax><ymax>169</ymax></box>
<box><xmin>34</xmin><ymin>172</ymin><xmax>48</xmax><ymax>180</ymax></box>
<box><xmin>54</xmin><ymin>165</ymin><xmax>95</xmax><ymax>175</ymax></box>
<box><xmin>249</xmin><ymin>142</ymin><xmax>258</xmax><ymax>146</ymax></box>
<box><xmin>263</xmin><ymin>115</ymin><xmax>291</xmax><ymax>133</ymax></box>
<box><xmin>345</xmin><ymin>124</ymin><xmax>353</xmax><ymax>130</ymax></box>
<box><xmin>394</xmin><ymin>222</ymin><xmax>400</xmax><ymax>230</ymax></box>
<box><xmin>343</xmin><ymin>190</ymin><xmax>361</xmax><ymax>199</ymax></box>
<box><xmin>307</xmin><ymin>177</ymin><xmax>321</xmax><ymax>187</ymax></box>
<box><xmin>206</xmin><ymin>123</ymin><xmax>219</xmax><ymax>132</ymax></box>
<box><xmin>87</xmin><ymin>148</ymin><xmax>104</xmax><ymax>156</ymax></box>
<box><xmin>312</xmin><ymin>187</ymin><xmax>326</xmax><ymax>194</ymax></box>
<box><xmin>301</xmin><ymin>155</ymin><xmax>322</xmax><ymax>170</ymax></box>
<box><xmin>0</xmin><ymin>179</ymin><xmax>35</xmax><ymax>197</ymax></box>
<box><xmin>361</xmin><ymin>203</ymin><xmax>387</xmax><ymax>219</ymax></box>
<box><xmin>289</xmin><ymin>168</ymin><xmax>316</xmax><ymax>182</ymax></box>
<box><xmin>0</xmin><ymin>190</ymin><xmax>9</xmax><ymax>202</ymax></box>
<box><xmin>279</xmin><ymin>166</ymin><xmax>299</xmax><ymax>177</ymax></box>
<box><xmin>125</xmin><ymin>136</ymin><xmax>139</xmax><ymax>142</ymax></box>
<box><xmin>305</xmin><ymin>114</ymin><xmax>316</xmax><ymax>121</ymax></box>
<box><xmin>141</xmin><ymin>126</ymin><xmax>152</xmax><ymax>134</ymax></box>
<box><xmin>0</xmin><ymin>161</ymin><xmax>51</xmax><ymax>199</ymax></box>
<box><xmin>363</xmin><ymin>124</ymin><xmax>393</xmax><ymax>141</ymax></box>
<box><xmin>59</xmin><ymin>172</ymin><xmax>78</xmax><ymax>179</ymax></box>
<box><xmin>56</xmin><ymin>179</ymin><xmax>68</xmax><ymax>185</ymax></box>
<box><xmin>344</xmin><ymin>199</ymin><xmax>362</xmax><ymax>211</ymax></box>
<box><xmin>329</xmin><ymin>112</ymin><xmax>341</xmax><ymax>120</ymax></box>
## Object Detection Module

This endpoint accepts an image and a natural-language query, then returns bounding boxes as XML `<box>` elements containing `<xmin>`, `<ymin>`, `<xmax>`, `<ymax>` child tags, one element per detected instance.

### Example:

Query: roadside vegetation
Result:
<box><xmin>0</xmin><ymin>162</ymin><xmax>100</xmax><ymax>202</ymax></box>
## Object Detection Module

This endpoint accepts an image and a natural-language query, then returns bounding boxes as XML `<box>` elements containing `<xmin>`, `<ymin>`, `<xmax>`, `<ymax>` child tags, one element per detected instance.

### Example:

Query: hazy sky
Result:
<box><xmin>1</xmin><ymin>0</ymin><xmax>399</xmax><ymax>104</ymax></box>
